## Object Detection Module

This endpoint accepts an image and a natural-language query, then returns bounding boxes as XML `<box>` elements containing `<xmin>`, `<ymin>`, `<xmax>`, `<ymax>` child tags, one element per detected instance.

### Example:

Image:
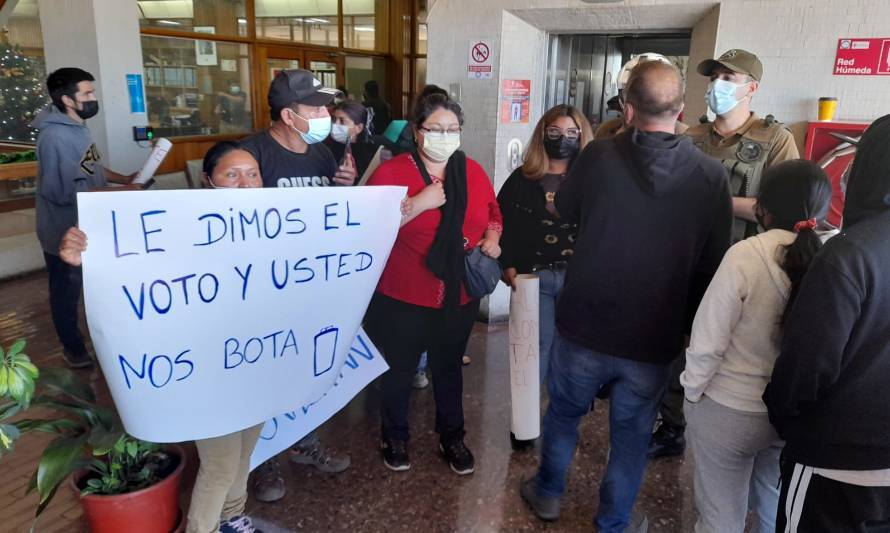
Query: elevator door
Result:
<box><xmin>545</xmin><ymin>34</ymin><xmax>691</xmax><ymax>130</ymax></box>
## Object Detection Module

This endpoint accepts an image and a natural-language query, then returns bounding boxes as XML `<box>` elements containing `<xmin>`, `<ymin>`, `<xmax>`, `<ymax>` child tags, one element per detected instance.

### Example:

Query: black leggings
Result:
<box><xmin>364</xmin><ymin>293</ymin><xmax>479</xmax><ymax>443</ymax></box>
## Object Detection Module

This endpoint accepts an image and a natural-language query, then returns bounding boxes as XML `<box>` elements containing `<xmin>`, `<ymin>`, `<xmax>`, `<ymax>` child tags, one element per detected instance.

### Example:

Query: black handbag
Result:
<box><xmin>412</xmin><ymin>151</ymin><xmax>502</xmax><ymax>299</ymax></box>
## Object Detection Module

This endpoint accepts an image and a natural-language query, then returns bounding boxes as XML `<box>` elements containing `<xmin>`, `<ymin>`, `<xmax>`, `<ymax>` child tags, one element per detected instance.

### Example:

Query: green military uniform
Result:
<box><xmin>686</xmin><ymin>113</ymin><xmax>799</xmax><ymax>242</ymax></box>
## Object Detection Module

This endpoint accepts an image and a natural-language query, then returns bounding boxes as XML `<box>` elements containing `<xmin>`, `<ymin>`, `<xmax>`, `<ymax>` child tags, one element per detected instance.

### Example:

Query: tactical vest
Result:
<box><xmin>687</xmin><ymin>115</ymin><xmax>788</xmax><ymax>241</ymax></box>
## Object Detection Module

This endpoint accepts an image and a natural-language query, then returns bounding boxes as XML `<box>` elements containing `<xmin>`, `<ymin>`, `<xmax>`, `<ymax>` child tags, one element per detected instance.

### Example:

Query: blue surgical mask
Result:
<box><xmin>290</xmin><ymin>110</ymin><xmax>331</xmax><ymax>144</ymax></box>
<box><xmin>706</xmin><ymin>79</ymin><xmax>743</xmax><ymax>116</ymax></box>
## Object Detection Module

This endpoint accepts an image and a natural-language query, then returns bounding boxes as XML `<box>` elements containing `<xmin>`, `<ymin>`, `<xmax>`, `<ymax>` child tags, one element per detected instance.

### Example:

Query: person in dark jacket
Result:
<box><xmin>497</xmin><ymin>104</ymin><xmax>593</xmax><ymax>385</ymax></box>
<box><xmin>363</xmin><ymin>79</ymin><xmax>391</xmax><ymax>135</ymax></box>
<box><xmin>765</xmin><ymin>114</ymin><xmax>890</xmax><ymax>532</ymax></box>
<box><xmin>520</xmin><ymin>61</ymin><xmax>733</xmax><ymax>532</ymax></box>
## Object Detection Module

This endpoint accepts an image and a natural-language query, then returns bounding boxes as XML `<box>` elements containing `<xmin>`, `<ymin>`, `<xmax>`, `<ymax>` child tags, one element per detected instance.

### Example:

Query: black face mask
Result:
<box><xmin>543</xmin><ymin>135</ymin><xmax>579</xmax><ymax>160</ymax></box>
<box><xmin>75</xmin><ymin>100</ymin><xmax>99</xmax><ymax>120</ymax></box>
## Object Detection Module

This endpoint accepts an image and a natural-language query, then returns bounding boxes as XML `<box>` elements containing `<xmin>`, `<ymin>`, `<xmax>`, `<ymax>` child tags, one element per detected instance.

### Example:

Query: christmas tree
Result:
<box><xmin>0</xmin><ymin>40</ymin><xmax>46</xmax><ymax>144</ymax></box>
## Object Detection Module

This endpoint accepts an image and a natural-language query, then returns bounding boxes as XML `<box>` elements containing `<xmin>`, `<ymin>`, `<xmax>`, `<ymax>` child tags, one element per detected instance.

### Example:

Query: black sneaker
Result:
<box><xmin>381</xmin><ymin>439</ymin><xmax>410</xmax><ymax>472</ymax></box>
<box><xmin>62</xmin><ymin>347</ymin><xmax>93</xmax><ymax>369</ymax></box>
<box><xmin>647</xmin><ymin>423</ymin><xmax>686</xmax><ymax>459</ymax></box>
<box><xmin>439</xmin><ymin>439</ymin><xmax>475</xmax><ymax>475</ymax></box>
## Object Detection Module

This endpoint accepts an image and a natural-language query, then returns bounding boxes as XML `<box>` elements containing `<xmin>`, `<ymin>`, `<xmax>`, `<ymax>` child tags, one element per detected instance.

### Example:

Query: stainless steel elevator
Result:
<box><xmin>545</xmin><ymin>34</ymin><xmax>691</xmax><ymax>130</ymax></box>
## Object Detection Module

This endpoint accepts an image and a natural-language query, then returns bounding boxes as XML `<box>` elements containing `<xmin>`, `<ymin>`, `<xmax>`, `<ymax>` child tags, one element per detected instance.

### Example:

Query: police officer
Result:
<box><xmin>648</xmin><ymin>49</ymin><xmax>800</xmax><ymax>460</ymax></box>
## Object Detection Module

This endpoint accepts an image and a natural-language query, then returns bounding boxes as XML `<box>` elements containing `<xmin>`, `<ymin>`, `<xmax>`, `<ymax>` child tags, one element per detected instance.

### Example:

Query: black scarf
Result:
<box><xmin>411</xmin><ymin>150</ymin><xmax>468</xmax><ymax>310</ymax></box>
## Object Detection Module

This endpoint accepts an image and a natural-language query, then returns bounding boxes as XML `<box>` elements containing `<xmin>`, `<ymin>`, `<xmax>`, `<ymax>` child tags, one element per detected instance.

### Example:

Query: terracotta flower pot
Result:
<box><xmin>70</xmin><ymin>445</ymin><xmax>185</xmax><ymax>533</ymax></box>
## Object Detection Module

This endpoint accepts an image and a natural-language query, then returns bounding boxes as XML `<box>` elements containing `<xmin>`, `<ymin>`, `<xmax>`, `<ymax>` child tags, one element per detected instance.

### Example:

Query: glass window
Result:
<box><xmin>254</xmin><ymin>0</ymin><xmax>339</xmax><ymax>47</ymax></box>
<box><xmin>345</xmin><ymin>56</ymin><xmax>386</xmax><ymax>106</ymax></box>
<box><xmin>343</xmin><ymin>0</ymin><xmax>388</xmax><ymax>51</ymax></box>
<box><xmin>415</xmin><ymin>57</ymin><xmax>427</xmax><ymax>94</ymax></box>
<box><xmin>141</xmin><ymin>35</ymin><xmax>253</xmax><ymax>137</ymax></box>
<box><xmin>416</xmin><ymin>0</ymin><xmax>428</xmax><ymax>54</ymax></box>
<box><xmin>138</xmin><ymin>0</ymin><xmax>249</xmax><ymax>37</ymax></box>
<box><xmin>0</xmin><ymin>0</ymin><xmax>47</xmax><ymax>144</ymax></box>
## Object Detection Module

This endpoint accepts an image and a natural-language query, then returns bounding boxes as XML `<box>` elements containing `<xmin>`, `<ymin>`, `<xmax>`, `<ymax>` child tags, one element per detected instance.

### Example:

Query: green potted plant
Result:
<box><xmin>0</xmin><ymin>339</ymin><xmax>186</xmax><ymax>532</ymax></box>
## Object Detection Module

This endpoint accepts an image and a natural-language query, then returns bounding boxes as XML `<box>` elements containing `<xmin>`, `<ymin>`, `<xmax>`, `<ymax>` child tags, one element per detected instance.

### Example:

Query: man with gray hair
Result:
<box><xmin>520</xmin><ymin>61</ymin><xmax>732</xmax><ymax>532</ymax></box>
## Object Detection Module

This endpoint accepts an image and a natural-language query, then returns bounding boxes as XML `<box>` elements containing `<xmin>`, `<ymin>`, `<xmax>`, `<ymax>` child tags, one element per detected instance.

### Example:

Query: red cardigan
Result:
<box><xmin>368</xmin><ymin>153</ymin><xmax>503</xmax><ymax>309</ymax></box>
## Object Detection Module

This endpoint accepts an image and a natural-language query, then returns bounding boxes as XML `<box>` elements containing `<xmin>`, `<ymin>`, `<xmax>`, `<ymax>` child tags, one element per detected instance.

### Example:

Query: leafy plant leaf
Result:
<box><xmin>14</xmin><ymin>418</ymin><xmax>81</xmax><ymax>435</ymax></box>
<box><xmin>35</xmin><ymin>435</ymin><xmax>87</xmax><ymax>514</ymax></box>
<box><xmin>0</xmin><ymin>401</ymin><xmax>21</xmax><ymax>421</ymax></box>
<box><xmin>37</xmin><ymin>367</ymin><xmax>95</xmax><ymax>403</ymax></box>
<box><xmin>88</xmin><ymin>424</ymin><xmax>123</xmax><ymax>455</ymax></box>
<box><xmin>8</xmin><ymin>339</ymin><xmax>25</xmax><ymax>357</ymax></box>
<box><xmin>0</xmin><ymin>423</ymin><xmax>21</xmax><ymax>453</ymax></box>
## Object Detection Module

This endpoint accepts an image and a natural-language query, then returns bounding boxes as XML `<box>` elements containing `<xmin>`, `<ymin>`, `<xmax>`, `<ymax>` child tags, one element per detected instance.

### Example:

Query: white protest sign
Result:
<box><xmin>250</xmin><ymin>327</ymin><xmax>387</xmax><ymax>470</ymax></box>
<box><xmin>509</xmin><ymin>274</ymin><xmax>540</xmax><ymax>440</ymax></box>
<box><xmin>77</xmin><ymin>186</ymin><xmax>404</xmax><ymax>442</ymax></box>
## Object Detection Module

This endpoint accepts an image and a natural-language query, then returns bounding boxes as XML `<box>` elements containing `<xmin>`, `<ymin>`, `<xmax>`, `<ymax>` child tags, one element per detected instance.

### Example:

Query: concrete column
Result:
<box><xmin>38</xmin><ymin>0</ymin><xmax>150</xmax><ymax>173</ymax></box>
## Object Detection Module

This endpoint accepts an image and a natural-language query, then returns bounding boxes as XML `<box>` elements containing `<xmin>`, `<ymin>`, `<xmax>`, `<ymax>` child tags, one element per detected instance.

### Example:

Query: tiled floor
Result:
<box><xmin>0</xmin><ymin>271</ymin><xmax>697</xmax><ymax>532</ymax></box>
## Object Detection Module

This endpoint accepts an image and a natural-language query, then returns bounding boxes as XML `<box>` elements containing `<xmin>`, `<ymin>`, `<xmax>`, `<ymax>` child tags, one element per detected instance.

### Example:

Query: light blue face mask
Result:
<box><xmin>705</xmin><ymin>79</ymin><xmax>744</xmax><ymax>116</ymax></box>
<box><xmin>290</xmin><ymin>110</ymin><xmax>331</xmax><ymax>144</ymax></box>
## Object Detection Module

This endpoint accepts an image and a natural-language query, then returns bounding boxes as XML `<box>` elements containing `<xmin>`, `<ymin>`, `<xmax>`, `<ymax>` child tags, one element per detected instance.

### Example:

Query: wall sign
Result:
<box><xmin>468</xmin><ymin>39</ymin><xmax>493</xmax><ymax>79</ymax></box>
<box><xmin>126</xmin><ymin>74</ymin><xmax>145</xmax><ymax>114</ymax></box>
<box><xmin>834</xmin><ymin>38</ymin><xmax>890</xmax><ymax>75</ymax></box>
<box><xmin>501</xmin><ymin>80</ymin><xmax>530</xmax><ymax>123</ymax></box>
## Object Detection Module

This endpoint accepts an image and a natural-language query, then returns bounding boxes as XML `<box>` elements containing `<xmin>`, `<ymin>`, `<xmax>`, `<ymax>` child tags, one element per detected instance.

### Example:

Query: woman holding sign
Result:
<box><xmin>59</xmin><ymin>141</ymin><xmax>265</xmax><ymax>533</ymax></box>
<box><xmin>497</xmin><ymin>105</ymin><xmax>593</xmax><ymax>385</ymax></box>
<box><xmin>365</xmin><ymin>93</ymin><xmax>503</xmax><ymax>476</ymax></box>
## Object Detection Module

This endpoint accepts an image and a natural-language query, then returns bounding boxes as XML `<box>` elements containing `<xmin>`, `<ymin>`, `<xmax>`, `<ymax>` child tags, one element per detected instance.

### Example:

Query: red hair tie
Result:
<box><xmin>793</xmin><ymin>218</ymin><xmax>817</xmax><ymax>233</ymax></box>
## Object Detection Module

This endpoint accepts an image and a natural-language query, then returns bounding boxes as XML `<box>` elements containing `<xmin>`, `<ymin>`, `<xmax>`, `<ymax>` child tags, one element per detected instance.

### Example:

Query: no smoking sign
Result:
<box><xmin>467</xmin><ymin>39</ymin><xmax>494</xmax><ymax>79</ymax></box>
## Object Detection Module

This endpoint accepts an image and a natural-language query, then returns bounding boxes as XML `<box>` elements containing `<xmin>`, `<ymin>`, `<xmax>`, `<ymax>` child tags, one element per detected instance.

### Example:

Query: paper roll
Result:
<box><xmin>509</xmin><ymin>274</ymin><xmax>540</xmax><ymax>440</ymax></box>
<box><xmin>133</xmin><ymin>138</ymin><xmax>173</xmax><ymax>185</ymax></box>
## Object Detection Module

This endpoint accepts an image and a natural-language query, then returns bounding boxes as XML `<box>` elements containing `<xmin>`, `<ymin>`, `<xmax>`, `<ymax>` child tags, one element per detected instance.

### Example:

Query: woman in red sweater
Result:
<box><xmin>366</xmin><ymin>94</ymin><xmax>502</xmax><ymax>475</ymax></box>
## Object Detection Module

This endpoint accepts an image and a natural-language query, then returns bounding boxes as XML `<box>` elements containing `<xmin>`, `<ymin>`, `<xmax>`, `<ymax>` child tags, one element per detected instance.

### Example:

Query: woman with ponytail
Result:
<box><xmin>679</xmin><ymin>159</ymin><xmax>832</xmax><ymax>533</ymax></box>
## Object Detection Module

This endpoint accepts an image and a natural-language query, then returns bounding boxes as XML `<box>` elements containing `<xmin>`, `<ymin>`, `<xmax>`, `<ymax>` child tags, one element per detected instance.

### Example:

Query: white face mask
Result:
<box><xmin>331</xmin><ymin>123</ymin><xmax>351</xmax><ymax>144</ymax></box>
<box><xmin>289</xmin><ymin>110</ymin><xmax>331</xmax><ymax>144</ymax></box>
<box><xmin>421</xmin><ymin>132</ymin><xmax>461</xmax><ymax>162</ymax></box>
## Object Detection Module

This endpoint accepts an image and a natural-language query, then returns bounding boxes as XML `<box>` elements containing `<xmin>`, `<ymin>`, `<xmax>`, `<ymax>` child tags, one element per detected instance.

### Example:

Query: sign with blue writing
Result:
<box><xmin>126</xmin><ymin>74</ymin><xmax>146</xmax><ymax>114</ymax></box>
<box><xmin>249</xmin><ymin>327</ymin><xmax>388</xmax><ymax>470</ymax></box>
<box><xmin>76</xmin><ymin>187</ymin><xmax>404</xmax><ymax>442</ymax></box>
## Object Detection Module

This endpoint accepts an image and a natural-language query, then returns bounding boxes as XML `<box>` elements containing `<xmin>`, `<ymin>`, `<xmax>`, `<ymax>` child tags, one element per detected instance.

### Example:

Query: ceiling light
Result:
<box><xmin>157</xmin><ymin>20</ymin><xmax>182</xmax><ymax>25</ymax></box>
<box><xmin>354</xmin><ymin>26</ymin><xmax>375</xmax><ymax>32</ymax></box>
<box><xmin>305</xmin><ymin>18</ymin><xmax>330</xmax><ymax>24</ymax></box>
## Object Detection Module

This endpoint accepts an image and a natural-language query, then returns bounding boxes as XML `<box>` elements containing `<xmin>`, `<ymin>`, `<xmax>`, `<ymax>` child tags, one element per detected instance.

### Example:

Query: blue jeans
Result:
<box><xmin>534</xmin><ymin>334</ymin><xmax>668</xmax><ymax>532</ymax></box>
<box><xmin>537</xmin><ymin>268</ymin><xmax>565</xmax><ymax>385</ymax></box>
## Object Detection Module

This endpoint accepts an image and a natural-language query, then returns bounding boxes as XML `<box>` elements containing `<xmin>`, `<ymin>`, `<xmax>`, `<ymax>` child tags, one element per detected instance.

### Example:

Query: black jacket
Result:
<box><xmin>765</xmin><ymin>115</ymin><xmax>890</xmax><ymax>470</ymax></box>
<box><xmin>497</xmin><ymin>168</ymin><xmax>577</xmax><ymax>274</ymax></box>
<box><xmin>554</xmin><ymin>128</ymin><xmax>732</xmax><ymax>365</ymax></box>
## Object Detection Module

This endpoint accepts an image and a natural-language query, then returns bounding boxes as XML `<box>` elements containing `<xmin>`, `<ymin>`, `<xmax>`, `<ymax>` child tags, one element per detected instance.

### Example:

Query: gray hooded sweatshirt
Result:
<box><xmin>33</xmin><ymin>107</ymin><xmax>106</xmax><ymax>254</ymax></box>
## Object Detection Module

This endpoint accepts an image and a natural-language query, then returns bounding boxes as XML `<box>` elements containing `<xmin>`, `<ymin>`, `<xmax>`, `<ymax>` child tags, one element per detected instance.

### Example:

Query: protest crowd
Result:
<box><xmin>24</xmin><ymin>44</ymin><xmax>890</xmax><ymax>533</ymax></box>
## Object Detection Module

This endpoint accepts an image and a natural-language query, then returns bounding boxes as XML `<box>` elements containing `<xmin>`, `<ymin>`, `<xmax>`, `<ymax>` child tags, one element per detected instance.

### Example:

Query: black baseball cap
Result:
<box><xmin>268</xmin><ymin>69</ymin><xmax>338</xmax><ymax>110</ymax></box>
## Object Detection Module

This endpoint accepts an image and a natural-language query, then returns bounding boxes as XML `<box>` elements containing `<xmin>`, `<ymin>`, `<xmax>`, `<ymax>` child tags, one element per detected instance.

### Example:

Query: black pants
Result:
<box><xmin>43</xmin><ymin>252</ymin><xmax>86</xmax><ymax>354</ymax></box>
<box><xmin>658</xmin><ymin>352</ymin><xmax>686</xmax><ymax>430</ymax></box>
<box><xmin>364</xmin><ymin>293</ymin><xmax>479</xmax><ymax>444</ymax></box>
<box><xmin>777</xmin><ymin>456</ymin><xmax>890</xmax><ymax>532</ymax></box>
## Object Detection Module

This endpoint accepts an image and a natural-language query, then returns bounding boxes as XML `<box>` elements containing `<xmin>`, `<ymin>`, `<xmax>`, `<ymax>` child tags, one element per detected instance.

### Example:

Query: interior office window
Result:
<box><xmin>343</xmin><ymin>0</ymin><xmax>388</xmax><ymax>51</ymax></box>
<box><xmin>416</xmin><ymin>0</ymin><xmax>428</xmax><ymax>54</ymax></box>
<box><xmin>254</xmin><ymin>0</ymin><xmax>339</xmax><ymax>47</ymax></box>
<box><xmin>345</xmin><ymin>55</ymin><xmax>386</xmax><ymax>106</ymax></box>
<box><xmin>141</xmin><ymin>35</ymin><xmax>253</xmax><ymax>138</ymax></box>
<box><xmin>138</xmin><ymin>0</ymin><xmax>249</xmax><ymax>37</ymax></box>
<box><xmin>0</xmin><ymin>0</ymin><xmax>47</xmax><ymax>144</ymax></box>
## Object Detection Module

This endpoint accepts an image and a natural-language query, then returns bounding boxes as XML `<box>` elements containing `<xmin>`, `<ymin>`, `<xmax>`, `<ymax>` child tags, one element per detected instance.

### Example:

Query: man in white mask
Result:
<box><xmin>649</xmin><ymin>49</ymin><xmax>800</xmax><ymax>462</ymax></box>
<box><xmin>241</xmin><ymin>69</ymin><xmax>356</xmax><ymax>188</ymax></box>
<box><xmin>240</xmin><ymin>69</ymin><xmax>356</xmax><ymax>503</ymax></box>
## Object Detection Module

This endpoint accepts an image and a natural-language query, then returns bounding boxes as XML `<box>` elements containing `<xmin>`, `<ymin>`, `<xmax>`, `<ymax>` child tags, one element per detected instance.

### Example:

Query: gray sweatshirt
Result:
<box><xmin>34</xmin><ymin>107</ymin><xmax>106</xmax><ymax>255</ymax></box>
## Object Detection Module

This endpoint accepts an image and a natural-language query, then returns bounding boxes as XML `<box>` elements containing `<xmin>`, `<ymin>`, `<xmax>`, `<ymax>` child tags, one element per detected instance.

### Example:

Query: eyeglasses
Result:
<box><xmin>545</xmin><ymin>127</ymin><xmax>581</xmax><ymax>140</ymax></box>
<box><xmin>420</xmin><ymin>126</ymin><xmax>461</xmax><ymax>137</ymax></box>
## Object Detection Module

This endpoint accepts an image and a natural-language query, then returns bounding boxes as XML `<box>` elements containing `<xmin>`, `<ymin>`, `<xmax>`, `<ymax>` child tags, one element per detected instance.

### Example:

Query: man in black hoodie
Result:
<box><xmin>520</xmin><ymin>61</ymin><xmax>732</xmax><ymax>531</ymax></box>
<box><xmin>765</xmin><ymin>114</ymin><xmax>890</xmax><ymax>531</ymax></box>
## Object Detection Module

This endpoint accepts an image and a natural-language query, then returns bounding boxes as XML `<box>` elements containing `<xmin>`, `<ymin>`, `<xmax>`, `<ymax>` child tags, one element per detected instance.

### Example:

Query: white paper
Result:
<box><xmin>133</xmin><ymin>138</ymin><xmax>172</xmax><ymax>185</ymax></box>
<box><xmin>77</xmin><ymin>186</ymin><xmax>404</xmax><ymax>442</ymax></box>
<box><xmin>250</xmin><ymin>327</ymin><xmax>388</xmax><ymax>470</ymax></box>
<box><xmin>509</xmin><ymin>274</ymin><xmax>540</xmax><ymax>440</ymax></box>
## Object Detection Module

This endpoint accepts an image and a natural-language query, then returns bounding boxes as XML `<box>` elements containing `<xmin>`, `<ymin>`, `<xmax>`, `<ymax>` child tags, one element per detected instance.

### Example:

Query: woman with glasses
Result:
<box><xmin>58</xmin><ymin>141</ymin><xmax>265</xmax><ymax>533</ymax></box>
<box><xmin>364</xmin><ymin>93</ymin><xmax>502</xmax><ymax>475</ymax></box>
<box><xmin>497</xmin><ymin>105</ymin><xmax>593</xmax><ymax>386</ymax></box>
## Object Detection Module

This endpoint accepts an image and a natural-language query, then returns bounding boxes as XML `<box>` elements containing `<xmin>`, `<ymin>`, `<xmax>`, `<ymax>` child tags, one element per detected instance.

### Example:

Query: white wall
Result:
<box><xmin>39</xmin><ymin>0</ymin><xmax>150</xmax><ymax>173</ymax></box>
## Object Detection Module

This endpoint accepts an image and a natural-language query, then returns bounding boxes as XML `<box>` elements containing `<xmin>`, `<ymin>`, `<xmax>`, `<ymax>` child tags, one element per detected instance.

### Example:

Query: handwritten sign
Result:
<box><xmin>250</xmin><ymin>327</ymin><xmax>387</xmax><ymax>470</ymax></box>
<box><xmin>509</xmin><ymin>274</ymin><xmax>540</xmax><ymax>440</ymax></box>
<box><xmin>77</xmin><ymin>187</ymin><xmax>404</xmax><ymax>442</ymax></box>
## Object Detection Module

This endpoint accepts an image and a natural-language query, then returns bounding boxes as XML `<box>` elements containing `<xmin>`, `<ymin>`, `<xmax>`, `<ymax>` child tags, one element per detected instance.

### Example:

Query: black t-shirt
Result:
<box><xmin>240</xmin><ymin>130</ymin><xmax>338</xmax><ymax>188</ymax></box>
